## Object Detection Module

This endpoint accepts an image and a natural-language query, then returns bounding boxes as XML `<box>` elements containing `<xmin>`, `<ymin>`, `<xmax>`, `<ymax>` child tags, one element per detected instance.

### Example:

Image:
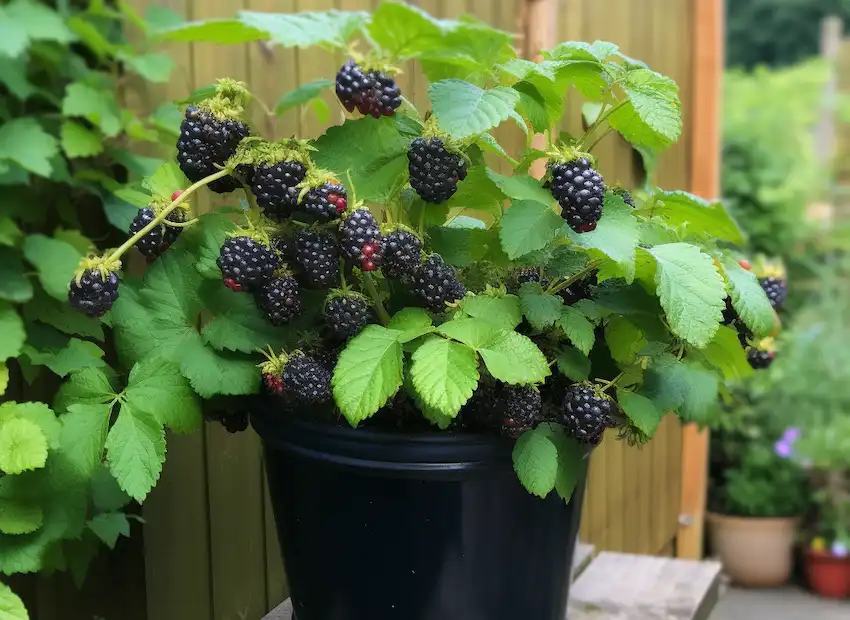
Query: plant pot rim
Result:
<box><xmin>805</xmin><ymin>548</ymin><xmax>850</xmax><ymax>562</ymax></box>
<box><xmin>707</xmin><ymin>512</ymin><xmax>802</xmax><ymax>525</ymax></box>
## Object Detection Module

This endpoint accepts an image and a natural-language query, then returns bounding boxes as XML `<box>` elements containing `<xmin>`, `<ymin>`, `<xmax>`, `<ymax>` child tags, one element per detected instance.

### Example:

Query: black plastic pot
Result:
<box><xmin>253</xmin><ymin>403</ymin><xmax>587</xmax><ymax>620</ymax></box>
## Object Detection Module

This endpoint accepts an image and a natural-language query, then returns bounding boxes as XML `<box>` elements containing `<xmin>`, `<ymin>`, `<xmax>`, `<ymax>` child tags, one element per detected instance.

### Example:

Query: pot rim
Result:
<box><xmin>805</xmin><ymin>548</ymin><xmax>850</xmax><ymax>562</ymax></box>
<box><xmin>706</xmin><ymin>512</ymin><xmax>802</xmax><ymax>526</ymax></box>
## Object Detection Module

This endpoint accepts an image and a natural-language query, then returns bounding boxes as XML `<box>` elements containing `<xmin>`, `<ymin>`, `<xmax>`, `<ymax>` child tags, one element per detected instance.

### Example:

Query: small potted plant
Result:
<box><xmin>56</xmin><ymin>4</ymin><xmax>775</xmax><ymax>619</ymax></box>
<box><xmin>805</xmin><ymin>475</ymin><xmax>850</xmax><ymax>599</ymax></box>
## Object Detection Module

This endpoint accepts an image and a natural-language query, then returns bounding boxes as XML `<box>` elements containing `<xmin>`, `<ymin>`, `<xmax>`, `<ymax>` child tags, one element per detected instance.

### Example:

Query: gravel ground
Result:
<box><xmin>710</xmin><ymin>586</ymin><xmax>850</xmax><ymax>620</ymax></box>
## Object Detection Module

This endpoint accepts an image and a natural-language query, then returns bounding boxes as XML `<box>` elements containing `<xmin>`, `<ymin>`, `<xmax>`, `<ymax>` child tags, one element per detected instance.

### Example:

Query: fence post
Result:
<box><xmin>522</xmin><ymin>0</ymin><xmax>557</xmax><ymax>179</ymax></box>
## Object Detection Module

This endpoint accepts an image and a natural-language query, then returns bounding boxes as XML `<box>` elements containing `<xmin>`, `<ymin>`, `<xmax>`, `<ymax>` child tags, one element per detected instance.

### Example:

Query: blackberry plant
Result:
<box><xmin>50</xmin><ymin>4</ymin><xmax>780</xmax><ymax>550</ymax></box>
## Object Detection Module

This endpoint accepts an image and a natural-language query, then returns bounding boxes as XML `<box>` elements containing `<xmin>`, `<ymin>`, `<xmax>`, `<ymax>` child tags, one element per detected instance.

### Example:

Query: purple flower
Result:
<box><xmin>832</xmin><ymin>541</ymin><xmax>848</xmax><ymax>558</ymax></box>
<box><xmin>774</xmin><ymin>440</ymin><xmax>793</xmax><ymax>458</ymax></box>
<box><xmin>783</xmin><ymin>427</ymin><xmax>801</xmax><ymax>443</ymax></box>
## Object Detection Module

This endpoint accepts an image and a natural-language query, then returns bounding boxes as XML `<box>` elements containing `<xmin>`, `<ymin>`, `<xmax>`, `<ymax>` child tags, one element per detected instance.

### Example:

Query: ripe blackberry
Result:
<box><xmin>282</xmin><ymin>353</ymin><xmax>332</xmax><ymax>403</ymax></box>
<box><xmin>516</xmin><ymin>269</ymin><xmax>543</xmax><ymax>286</ymax></box>
<box><xmin>561</xmin><ymin>383</ymin><xmax>616</xmax><ymax>446</ymax></box>
<box><xmin>721</xmin><ymin>297</ymin><xmax>737</xmax><ymax>325</ymax></box>
<box><xmin>335</xmin><ymin>60</ymin><xmax>402</xmax><ymax>117</ymax></box>
<box><xmin>408</xmin><ymin>137</ymin><xmax>468</xmax><ymax>204</ymax></box>
<box><xmin>458</xmin><ymin>384</ymin><xmax>500</xmax><ymax>432</ymax></box>
<box><xmin>612</xmin><ymin>186</ymin><xmax>635</xmax><ymax>207</ymax></box>
<box><xmin>381</xmin><ymin>228</ymin><xmax>422</xmax><ymax>278</ymax></box>
<box><xmin>339</xmin><ymin>208</ymin><xmax>382</xmax><ymax>267</ymax></box>
<box><xmin>500</xmin><ymin>386</ymin><xmax>542</xmax><ymax>439</ymax></box>
<box><xmin>255</xmin><ymin>275</ymin><xmax>302</xmax><ymax>325</ymax></box>
<box><xmin>252</xmin><ymin>161</ymin><xmax>307</xmax><ymax>221</ymax></box>
<box><xmin>759</xmin><ymin>277</ymin><xmax>787</xmax><ymax>310</ymax></box>
<box><xmin>747</xmin><ymin>348</ymin><xmax>775</xmax><ymax>370</ymax></box>
<box><xmin>176</xmin><ymin>105</ymin><xmax>249</xmax><ymax>194</ymax></box>
<box><xmin>129</xmin><ymin>207</ymin><xmax>164</xmax><ymax>259</ymax></box>
<box><xmin>324</xmin><ymin>292</ymin><xmax>373</xmax><ymax>338</ymax></box>
<box><xmin>409</xmin><ymin>253</ymin><xmax>467</xmax><ymax>311</ymax></box>
<box><xmin>558</xmin><ymin>275</ymin><xmax>593</xmax><ymax>306</ymax></box>
<box><xmin>216</xmin><ymin>236</ymin><xmax>277</xmax><ymax>292</ymax></box>
<box><xmin>294</xmin><ymin>229</ymin><xmax>339</xmax><ymax>288</ymax></box>
<box><xmin>68</xmin><ymin>269</ymin><xmax>120</xmax><ymax>317</ymax></box>
<box><xmin>302</xmin><ymin>181</ymin><xmax>347</xmax><ymax>220</ymax></box>
<box><xmin>221</xmin><ymin>411</ymin><xmax>249</xmax><ymax>433</ymax></box>
<box><xmin>549</xmin><ymin>158</ymin><xmax>605</xmax><ymax>233</ymax></box>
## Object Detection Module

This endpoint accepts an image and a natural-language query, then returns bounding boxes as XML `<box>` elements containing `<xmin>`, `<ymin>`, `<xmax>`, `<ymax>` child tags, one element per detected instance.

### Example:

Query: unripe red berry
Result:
<box><xmin>739</xmin><ymin>259</ymin><xmax>751</xmax><ymax>271</ymax></box>
<box><xmin>171</xmin><ymin>190</ymin><xmax>184</xmax><ymax>202</ymax></box>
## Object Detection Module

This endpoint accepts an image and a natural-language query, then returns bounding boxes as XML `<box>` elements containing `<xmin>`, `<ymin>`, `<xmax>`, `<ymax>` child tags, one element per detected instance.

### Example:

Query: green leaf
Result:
<box><xmin>177</xmin><ymin>337</ymin><xmax>259</xmax><ymax>398</ymax></box>
<box><xmin>643</xmin><ymin>356</ymin><xmax>719</xmax><ymax>423</ymax></box>
<box><xmin>0</xmin><ymin>0</ymin><xmax>74</xmax><ymax>58</ymax></box>
<box><xmin>0</xmin><ymin>402</ymin><xmax>60</xmax><ymax>450</ymax></box>
<box><xmin>555</xmin><ymin>347</ymin><xmax>591</xmax><ymax>381</ymax></box>
<box><xmin>0</xmin><ymin>248</ymin><xmax>32</xmax><ymax>303</ymax></box>
<box><xmin>696</xmin><ymin>325</ymin><xmax>754</xmax><ymax>381</ymax></box>
<box><xmin>0</xmin><ymin>418</ymin><xmax>47</xmax><ymax>474</ymax></box>
<box><xmin>0</xmin><ymin>364</ymin><xmax>8</xmax><ymax>396</ymax></box>
<box><xmin>87</xmin><ymin>512</ymin><xmax>130</xmax><ymax>549</ymax></box>
<box><xmin>567</xmin><ymin>194</ymin><xmax>639</xmax><ymax>282</ymax></box>
<box><xmin>176</xmin><ymin>213</ymin><xmax>236</xmax><ymax>280</ymax></box>
<box><xmin>646</xmin><ymin>243</ymin><xmax>725</xmax><ymax>348</ymax></box>
<box><xmin>512</xmin><ymin>428</ymin><xmax>558</xmax><ymax>498</ymax></box>
<box><xmin>90</xmin><ymin>465</ymin><xmax>131</xmax><ymax>512</ymax></box>
<box><xmin>61</xmin><ymin>404</ymin><xmax>112</xmax><ymax>480</ymax></box>
<box><xmin>426</xmin><ymin>227</ymin><xmax>491</xmax><ymax>267</ymax></box>
<box><xmin>62</xmin><ymin>83</ymin><xmax>122</xmax><ymax>137</ymax></box>
<box><xmin>200</xmin><ymin>283</ymin><xmax>292</xmax><ymax>353</ymax></box>
<box><xmin>645</xmin><ymin>191</ymin><xmax>744</xmax><ymax>245</ymax></box>
<box><xmin>332</xmin><ymin>325</ymin><xmax>404</xmax><ymax>425</ymax></box>
<box><xmin>104</xmin><ymin>404</ymin><xmax>165</xmax><ymax>502</ymax></box>
<box><xmin>0</xmin><ymin>118</ymin><xmax>58</xmax><ymax>177</ymax></box>
<box><xmin>274</xmin><ymin>79</ymin><xmax>333</xmax><ymax>114</ymax></box>
<box><xmin>124</xmin><ymin>52</ymin><xmax>174</xmax><ymax>83</ymax></box>
<box><xmin>0</xmin><ymin>498</ymin><xmax>42</xmax><ymax>535</ymax></box>
<box><xmin>143</xmin><ymin>162</ymin><xmax>186</xmax><ymax>200</ymax></box>
<box><xmin>0</xmin><ymin>581</ymin><xmax>28</xmax><ymax>620</ymax></box>
<box><xmin>617</xmin><ymin>390</ymin><xmax>664</xmax><ymax>437</ymax></box>
<box><xmin>23</xmin><ymin>235</ymin><xmax>82</xmax><ymax>301</ymax></box>
<box><xmin>437</xmin><ymin>317</ymin><xmax>502</xmax><ymax>349</ymax></box>
<box><xmin>23</xmin><ymin>287</ymin><xmax>103</xmax><ymax>340</ymax></box>
<box><xmin>609</xmin><ymin>69</ymin><xmax>682</xmax><ymax>150</ymax></box>
<box><xmin>156</xmin><ymin>18</ymin><xmax>267</xmax><ymax>44</ymax></box>
<box><xmin>24</xmin><ymin>339</ymin><xmax>105</xmax><ymax>377</ymax></box>
<box><xmin>0</xmin><ymin>218</ymin><xmax>22</xmax><ymax>247</ymax></box>
<box><xmin>387</xmin><ymin>308</ymin><xmax>434</xmax><ymax>343</ymax></box>
<box><xmin>604</xmin><ymin>316</ymin><xmax>648</xmax><ymax>364</ymax></box>
<box><xmin>410</xmin><ymin>337</ymin><xmax>479</xmax><ymax>418</ymax></box>
<box><xmin>499</xmin><ymin>199</ymin><xmax>563</xmax><ymax>259</ymax></box>
<box><xmin>60</xmin><ymin>121</ymin><xmax>102</xmax><ymax>159</ymax></box>
<box><xmin>0</xmin><ymin>56</ymin><xmax>34</xmax><ymax>100</ymax></box>
<box><xmin>366</xmin><ymin>2</ymin><xmax>442</xmax><ymax>58</ymax></box>
<box><xmin>0</xmin><ymin>303</ymin><xmax>24</xmax><ymax>360</ymax></box>
<box><xmin>723</xmin><ymin>258</ymin><xmax>776</xmax><ymax>338</ymax></box>
<box><xmin>312</xmin><ymin>116</ymin><xmax>414</xmax><ymax>203</ymax></box>
<box><xmin>125</xmin><ymin>357</ymin><xmax>202</xmax><ymax>434</ymax></box>
<box><xmin>445</xmin><ymin>162</ymin><xmax>506</xmax><ymax>226</ymax></box>
<box><xmin>53</xmin><ymin>367</ymin><xmax>115</xmax><ymax>414</ymax></box>
<box><xmin>238</xmin><ymin>10</ymin><xmax>367</xmax><ymax>48</ymax></box>
<box><xmin>485</xmin><ymin>169</ymin><xmax>553</xmax><ymax>205</ymax></box>
<box><xmin>0</xmin><ymin>9</ymin><xmax>30</xmax><ymax>59</ymax></box>
<box><xmin>557</xmin><ymin>306</ymin><xmax>596</xmax><ymax>355</ymax></box>
<box><xmin>534</xmin><ymin>423</ymin><xmax>587</xmax><ymax>501</ymax></box>
<box><xmin>519</xmin><ymin>282</ymin><xmax>563</xmax><ymax>329</ymax></box>
<box><xmin>478</xmin><ymin>330</ymin><xmax>550</xmax><ymax>385</ymax></box>
<box><xmin>429</xmin><ymin>79</ymin><xmax>521</xmax><ymax>140</ymax></box>
<box><xmin>457</xmin><ymin>294</ymin><xmax>522</xmax><ymax>330</ymax></box>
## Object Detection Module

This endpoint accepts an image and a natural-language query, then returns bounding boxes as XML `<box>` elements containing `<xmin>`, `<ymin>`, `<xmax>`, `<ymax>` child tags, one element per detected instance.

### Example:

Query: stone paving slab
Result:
<box><xmin>709</xmin><ymin>586</ymin><xmax>850</xmax><ymax>620</ymax></box>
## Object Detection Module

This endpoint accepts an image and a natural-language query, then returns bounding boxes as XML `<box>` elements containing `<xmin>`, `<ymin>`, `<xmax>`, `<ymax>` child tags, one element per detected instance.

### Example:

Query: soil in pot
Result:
<box><xmin>707</xmin><ymin>513</ymin><xmax>800</xmax><ymax>587</ymax></box>
<box><xmin>805</xmin><ymin>550</ymin><xmax>850</xmax><ymax>599</ymax></box>
<box><xmin>253</xmin><ymin>403</ymin><xmax>588</xmax><ymax>620</ymax></box>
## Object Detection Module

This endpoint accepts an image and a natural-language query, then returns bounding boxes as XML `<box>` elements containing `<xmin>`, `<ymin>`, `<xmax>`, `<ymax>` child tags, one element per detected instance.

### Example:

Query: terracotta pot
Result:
<box><xmin>805</xmin><ymin>549</ymin><xmax>850</xmax><ymax>599</ymax></box>
<box><xmin>707</xmin><ymin>513</ymin><xmax>800</xmax><ymax>587</ymax></box>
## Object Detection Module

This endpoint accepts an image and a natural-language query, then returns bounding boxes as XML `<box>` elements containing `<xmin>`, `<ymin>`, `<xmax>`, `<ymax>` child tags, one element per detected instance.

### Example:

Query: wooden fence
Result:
<box><xmin>20</xmin><ymin>1</ymin><xmax>716</xmax><ymax>618</ymax></box>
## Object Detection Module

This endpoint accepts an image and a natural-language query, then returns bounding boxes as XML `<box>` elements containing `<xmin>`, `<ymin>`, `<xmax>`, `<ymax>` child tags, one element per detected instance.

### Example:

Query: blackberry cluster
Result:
<box><xmin>216</xmin><ymin>236</ymin><xmax>278</xmax><ymax>292</ymax></box>
<box><xmin>516</xmin><ymin>269</ymin><xmax>545</xmax><ymax>287</ymax></box>
<box><xmin>549</xmin><ymin>158</ymin><xmax>605</xmax><ymax>233</ymax></box>
<box><xmin>559</xmin><ymin>275</ymin><xmax>594</xmax><ymax>306</ymax></box>
<box><xmin>561</xmin><ymin>383</ymin><xmax>617</xmax><ymax>446</ymax></box>
<box><xmin>759</xmin><ymin>277</ymin><xmax>787</xmax><ymax>310</ymax></box>
<box><xmin>68</xmin><ymin>269</ymin><xmax>120</xmax><ymax>317</ymax></box>
<box><xmin>612</xmin><ymin>186</ymin><xmax>635</xmax><ymax>207</ymax></box>
<box><xmin>340</xmin><ymin>208</ymin><xmax>382</xmax><ymax>270</ymax></box>
<box><xmin>302</xmin><ymin>182</ymin><xmax>348</xmax><ymax>220</ymax></box>
<box><xmin>255</xmin><ymin>275</ymin><xmax>302</xmax><ymax>325</ymax></box>
<box><xmin>129</xmin><ymin>208</ymin><xmax>164</xmax><ymax>259</ymax></box>
<box><xmin>295</xmin><ymin>229</ymin><xmax>339</xmax><ymax>287</ymax></box>
<box><xmin>747</xmin><ymin>349</ymin><xmax>775</xmax><ymax>369</ymax></box>
<box><xmin>335</xmin><ymin>60</ymin><xmax>402</xmax><ymax>118</ymax></box>
<box><xmin>408</xmin><ymin>137</ymin><xmax>468</xmax><ymax>204</ymax></box>
<box><xmin>381</xmin><ymin>229</ymin><xmax>422</xmax><ymax>278</ymax></box>
<box><xmin>251</xmin><ymin>161</ymin><xmax>307</xmax><ymax>220</ymax></box>
<box><xmin>203</xmin><ymin>403</ymin><xmax>250</xmax><ymax>433</ymax></box>
<box><xmin>324</xmin><ymin>292</ymin><xmax>373</xmax><ymax>338</ymax></box>
<box><xmin>500</xmin><ymin>386</ymin><xmax>542</xmax><ymax>438</ymax></box>
<box><xmin>177</xmin><ymin>106</ymin><xmax>249</xmax><ymax>193</ymax></box>
<box><xmin>282</xmin><ymin>354</ymin><xmax>332</xmax><ymax>403</ymax></box>
<box><xmin>458</xmin><ymin>384</ymin><xmax>499</xmax><ymax>431</ymax></box>
<box><xmin>409</xmin><ymin>253</ymin><xmax>467</xmax><ymax>312</ymax></box>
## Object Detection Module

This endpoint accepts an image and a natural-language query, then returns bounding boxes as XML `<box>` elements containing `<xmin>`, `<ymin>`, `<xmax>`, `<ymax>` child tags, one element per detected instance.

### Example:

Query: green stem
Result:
<box><xmin>578</xmin><ymin>100</ymin><xmax>626</xmax><ymax>149</ymax></box>
<box><xmin>164</xmin><ymin>217</ymin><xmax>199</xmax><ymax>229</ymax></box>
<box><xmin>545</xmin><ymin>260</ymin><xmax>603</xmax><ymax>296</ymax></box>
<box><xmin>362</xmin><ymin>272</ymin><xmax>390</xmax><ymax>325</ymax></box>
<box><xmin>107</xmin><ymin>169</ymin><xmax>230</xmax><ymax>263</ymax></box>
<box><xmin>585</xmin><ymin>127</ymin><xmax>614</xmax><ymax>153</ymax></box>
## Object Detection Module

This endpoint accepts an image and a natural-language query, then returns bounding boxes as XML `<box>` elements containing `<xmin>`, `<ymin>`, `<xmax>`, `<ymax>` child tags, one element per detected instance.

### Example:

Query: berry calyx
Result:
<box><xmin>548</xmin><ymin>155</ymin><xmax>605</xmax><ymax>233</ymax></box>
<box><xmin>323</xmin><ymin>291</ymin><xmax>374</xmax><ymax>338</ymax></box>
<box><xmin>561</xmin><ymin>382</ymin><xmax>617</xmax><ymax>446</ymax></box>
<box><xmin>68</xmin><ymin>255</ymin><xmax>122</xmax><ymax>317</ymax></box>
<box><xmin>216</xmin><ymin>236</ymin><xmax>278</xmax><ymax>292</ymax></box>
<box><xmin>407</xmin><ymin>136</ymin><xmax>468</xmax><ymax>204</ymax></box>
